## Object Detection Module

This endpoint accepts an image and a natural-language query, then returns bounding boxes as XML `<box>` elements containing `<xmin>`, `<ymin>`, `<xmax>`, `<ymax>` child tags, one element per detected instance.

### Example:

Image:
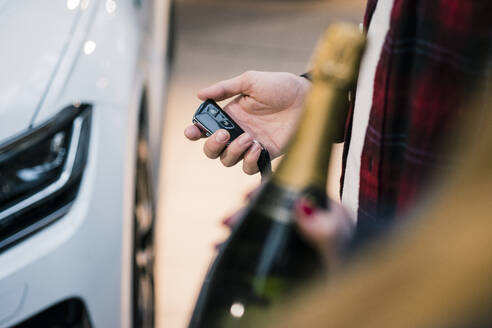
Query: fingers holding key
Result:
<box><xmin>220</xmin><ymin>133</ymin><xmax>253</xmax><ymax>167</ymax></box>
<box><xmin>203</xmin><ymin>129</ymin><xmax>230</xmax><ymax>159</ymax></box>
<box><xmin>197</xmin><ymin>128</ymin><xmax>261</xmax><ymax>173</ymax></box>
<box><xmin>242</xmin><ymin>141</ymin><xmax>261</xmax><ymax>175</ymax></box>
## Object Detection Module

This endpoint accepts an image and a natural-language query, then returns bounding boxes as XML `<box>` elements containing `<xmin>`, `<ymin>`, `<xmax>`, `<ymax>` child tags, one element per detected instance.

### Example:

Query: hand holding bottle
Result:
<box><xmin>295</xmin><ymin>199</ymin><xmax>355</xmax><ymax>269</ymax></box>
<box><xmin>184</xmin><ymin>71</ymin><xmax>311</xmax><ymax>174</ymax></box>
<box><xmin>220</xmin><ymin>190</ymin><xmax>356</xmax><ymax>271</ymax></box>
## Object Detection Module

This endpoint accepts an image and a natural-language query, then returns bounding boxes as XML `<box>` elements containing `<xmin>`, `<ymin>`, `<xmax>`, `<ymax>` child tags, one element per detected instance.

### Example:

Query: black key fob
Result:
<box><xmin>192</xmin><ymin>99</ymin><xmax>272</xmax><ymax>179</ymax></box>
<box><xmin>192</xmin><ymin>99</ymin><xmax>244</xmax><ymax>144</ymax></box>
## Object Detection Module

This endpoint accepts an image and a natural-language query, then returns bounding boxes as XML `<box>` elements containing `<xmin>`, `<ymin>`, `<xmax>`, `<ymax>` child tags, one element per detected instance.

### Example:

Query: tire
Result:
<box><xmin>132</xmin><ymin>103</ymin><xmax>156</xmax><ymax>328</ymax></box>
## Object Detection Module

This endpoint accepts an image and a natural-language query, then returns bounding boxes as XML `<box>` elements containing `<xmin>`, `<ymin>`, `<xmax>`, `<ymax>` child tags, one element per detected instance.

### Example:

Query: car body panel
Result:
<box><xmin>0</xmin><ymin>0</ymin><xmax>171</xmax><ymax>326</ymax></box>
<box><xmin>0</xmin><ymin>0</ymin><xmax>82</xmax><ymax>141</ymax></box>
<box><xmin>33</xmin><ymin>0</ymin><xmax>170</xmax><ymax>198</ymax></box>
<box><xmin>0</xmin><ymin>102</ymin><xmax>136</xmax><ymax>328</ymax></box>
<box><xmin>33</xmin><ymin>0</ymin><xmax>142</xmax><ymax>120</ymax></box>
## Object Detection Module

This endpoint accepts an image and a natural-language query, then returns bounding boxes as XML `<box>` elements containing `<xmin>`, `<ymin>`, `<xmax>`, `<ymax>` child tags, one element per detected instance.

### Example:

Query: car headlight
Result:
<box><xmin>0</xmin><ymin>104</ymin><xmax>91</xmax><ymax>251</ymax></box>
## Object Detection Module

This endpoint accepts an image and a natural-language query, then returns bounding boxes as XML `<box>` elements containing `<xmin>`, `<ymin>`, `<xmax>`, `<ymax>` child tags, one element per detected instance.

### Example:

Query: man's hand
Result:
<box><xmin>184</xmin><ymin>71</ymin><xmax>311</xmax><ymax>175</ymax></box>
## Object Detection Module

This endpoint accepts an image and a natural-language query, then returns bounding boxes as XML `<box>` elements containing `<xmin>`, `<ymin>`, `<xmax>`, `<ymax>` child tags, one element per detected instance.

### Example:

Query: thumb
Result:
<box><xmin>197</xmin><ymin>72</ymin><xmax>252</xmax><ymax>101</ymax></box>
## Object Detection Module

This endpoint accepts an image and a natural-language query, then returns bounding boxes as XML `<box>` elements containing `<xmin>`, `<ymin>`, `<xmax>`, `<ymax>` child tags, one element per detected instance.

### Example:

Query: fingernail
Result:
<box><xmin>216</xmin><ymin>130</ymin><xmax>229</xmax><ymax>142</ymax></box>
<box><xmin>239</xmin><ymin>133</ymin><xmax>253</xmax><ymax>145</ymax></box>
<box><xmin>297</xmin><ymin>199</ymin><xmax>316</xmax><ymax>218</ymax></box>
<box><xmin>300</xmin><ymin>204</ymin><xmax>314</xmax><ymax>217</ymax></box>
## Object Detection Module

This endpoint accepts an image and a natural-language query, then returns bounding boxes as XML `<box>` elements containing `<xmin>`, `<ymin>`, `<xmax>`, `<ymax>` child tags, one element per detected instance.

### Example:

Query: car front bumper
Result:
<box><xmin>0</xmin><ymin>103</ymin><xmax>136</xmax><ymax>328</ymax></box>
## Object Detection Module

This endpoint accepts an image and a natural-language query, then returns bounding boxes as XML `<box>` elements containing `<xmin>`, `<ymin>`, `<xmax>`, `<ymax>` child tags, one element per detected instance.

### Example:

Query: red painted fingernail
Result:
<box><xmin>297</xmin><ymin>199</ymin><xmax>316</xmax><ymax>218</ymax></box>
<box><xmin>300</xmin><ymin>203</ymin><xmax>314</xmax><ymax>217</ymax></box>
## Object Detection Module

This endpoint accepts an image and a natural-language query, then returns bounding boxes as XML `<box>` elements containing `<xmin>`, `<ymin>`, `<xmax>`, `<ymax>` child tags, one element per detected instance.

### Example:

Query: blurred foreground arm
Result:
<box><xmin>263</xmin><ymin>98</ymin><xmax>492</xmax><ymax>328</ymax></box>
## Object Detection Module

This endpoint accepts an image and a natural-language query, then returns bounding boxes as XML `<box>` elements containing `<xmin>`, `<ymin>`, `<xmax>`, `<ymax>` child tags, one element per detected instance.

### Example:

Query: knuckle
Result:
<box><xmin>247</xmin><ymin>168</ymin><xmax>258</xmax><ymax>175</ymax></box>
<box><xmin>217</xmin><ymin>82</ymin><xmax>228</xmax><ymax>95</ymax></box>
<box><xmin>203</xmin><ymin>143</ymin><xmax>220</xmax><ymax>159</ymax></box>
<box><xmin>243</xmin><ymin>167</ymin><xmax>254</xmax><ymax>175</ymax></box>
<box><xmin>221</xmin><ymin>146</ymin><xmax>241</xmax><ymax>167</ymax></box>
<box><xmin>220</xmin><ymin>155</ymin><xmax>233</xmax><ymax>167</ymax></box>
<box><xmin>242</xmin><ymin>161</ymin><xmax>257</xmax><ymax>175</ymax></box>
<box><xmin>204</xmin><ymin>150</ymin><xmax>215</xmax><ymax>159</ymax></box>
<box><xmin>242</xmin><ymin>70</ymin><xmax>253</xmax><ymax>79</ymax></box>
<box><xmin>228</xmin><ymin>141</ymin><xmax>243</xmax><ymax>154</ymax></box>
<box><xmin>241</xmin><ymin>71</ymin><xmax>256</xmax><ymax>85</ymax></box>
<box><xmin>245</xmin><ymin>148</ymin><xmax>259</xmax><ymax>163</ymax></box>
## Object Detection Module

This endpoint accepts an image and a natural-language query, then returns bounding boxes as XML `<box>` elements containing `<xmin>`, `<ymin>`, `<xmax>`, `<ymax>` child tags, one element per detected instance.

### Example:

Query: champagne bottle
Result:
<box><xmin>188</xmin><ymin>23</ymin><xmax>366</xmax><ymax>328</ymax></box>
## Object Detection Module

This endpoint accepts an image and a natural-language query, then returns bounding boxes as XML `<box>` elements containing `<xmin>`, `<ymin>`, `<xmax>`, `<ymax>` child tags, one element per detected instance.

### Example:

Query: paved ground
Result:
<box><xmin>155</xmin><ymin>1</ymin><xmax>365</xmax><ymax>327</ymax></box>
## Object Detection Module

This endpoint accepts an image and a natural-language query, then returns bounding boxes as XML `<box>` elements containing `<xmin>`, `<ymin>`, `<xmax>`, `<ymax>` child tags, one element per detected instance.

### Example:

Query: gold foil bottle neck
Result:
<box><xmin>273</xmin><ymin>23</ymin><xmax>366</xmax><ymax>191</ymax></box>
<box><xmin>311</xmin><ymin>23</ymin><xmax>366</xmax><ymax>87</ymax></box>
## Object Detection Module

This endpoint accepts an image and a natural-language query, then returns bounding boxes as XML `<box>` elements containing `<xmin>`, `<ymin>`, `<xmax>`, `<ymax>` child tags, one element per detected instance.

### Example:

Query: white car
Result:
<box><xmin>0</xmin><ymin>0</ymin><xmax>173</xmax><ymax>327</ymax></box>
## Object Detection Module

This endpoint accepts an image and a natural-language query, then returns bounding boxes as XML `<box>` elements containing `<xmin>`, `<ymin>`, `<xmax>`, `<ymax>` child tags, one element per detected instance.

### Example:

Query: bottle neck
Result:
<box><xmin>272</xmin><ymin>81</ymin><xmax>348</xmax><ymax>192</ymax></box>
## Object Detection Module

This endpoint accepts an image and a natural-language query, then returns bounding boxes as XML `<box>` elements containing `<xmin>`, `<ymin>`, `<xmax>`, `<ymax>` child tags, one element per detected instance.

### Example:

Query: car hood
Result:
<box><xmin>0</xmin><ymin>0</ymin><xmax>81</xmax><ymax>141</ymax></box>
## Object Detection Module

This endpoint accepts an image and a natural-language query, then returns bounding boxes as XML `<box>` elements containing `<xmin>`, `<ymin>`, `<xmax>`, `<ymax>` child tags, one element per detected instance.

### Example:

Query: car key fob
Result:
<box><xmin>192</xmin><ymin>99</ymin><xmax>272</xmax><ymax>179</ymax></box>
<box><xmin>192</xmin><ymin>99</ymin><xmax>244</xmax><ymax>144</ymax></box>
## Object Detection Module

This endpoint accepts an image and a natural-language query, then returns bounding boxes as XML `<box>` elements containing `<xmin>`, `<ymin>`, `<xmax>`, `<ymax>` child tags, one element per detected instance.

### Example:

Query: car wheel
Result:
<box><xmin>133</xmin><ymin>105</ymin><xmax>155</xmax><ymax>328</ymax></box>
<box><xmin>167</xmin><ymin>0</ymin><xmax>176</xmax><ymax>70</ymax></box>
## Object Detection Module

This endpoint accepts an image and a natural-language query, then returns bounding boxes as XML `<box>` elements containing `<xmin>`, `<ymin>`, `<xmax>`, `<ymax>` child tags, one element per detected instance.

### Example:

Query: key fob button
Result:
<box><xmin>207</xmin><ymin>106</ymin><xmax>219</xmax><ymax>116</ymax></box>
<box><xmin>221</xmin><ymin>120</ymin><xmax>233</xmax><ymax>129</ymax></box>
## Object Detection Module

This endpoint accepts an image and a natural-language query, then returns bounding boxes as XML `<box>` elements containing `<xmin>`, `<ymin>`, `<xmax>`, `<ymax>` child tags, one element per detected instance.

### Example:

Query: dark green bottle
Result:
<box><xmin>188</xmin><ymin>23</ymin><xmax>366</xmax><ymax>328</ymax></box>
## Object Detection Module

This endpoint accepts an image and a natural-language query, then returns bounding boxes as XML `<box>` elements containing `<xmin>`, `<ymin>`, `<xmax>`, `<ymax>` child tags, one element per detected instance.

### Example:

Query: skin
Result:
<box><xmin>184</xmin><ymin>71</ymin><xmax>354</xmax><ymax>262</ymax></box>
<box><xmin>184</xmin><ymin>71</ymin><xmax>311</xmax><ymax>174</ymax></box>
<box><xmin>295</xmin><ymin>198</ymin><xmax>354</xmax><ymax>270</ymax></box>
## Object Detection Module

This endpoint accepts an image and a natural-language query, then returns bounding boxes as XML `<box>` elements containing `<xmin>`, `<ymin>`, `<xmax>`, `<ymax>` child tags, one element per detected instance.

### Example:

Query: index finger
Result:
<box><xmin>197</xmin><ymin>72</ymin><xmax>252</xmax><ymax>102</ymax></box>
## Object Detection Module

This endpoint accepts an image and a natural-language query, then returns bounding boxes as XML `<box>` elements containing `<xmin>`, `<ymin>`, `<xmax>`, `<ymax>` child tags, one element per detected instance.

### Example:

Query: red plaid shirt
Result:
<box><xmin>341</xmin><ymin>0</ymin><xmax>492</xmax><ymax>222</ymax></box>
